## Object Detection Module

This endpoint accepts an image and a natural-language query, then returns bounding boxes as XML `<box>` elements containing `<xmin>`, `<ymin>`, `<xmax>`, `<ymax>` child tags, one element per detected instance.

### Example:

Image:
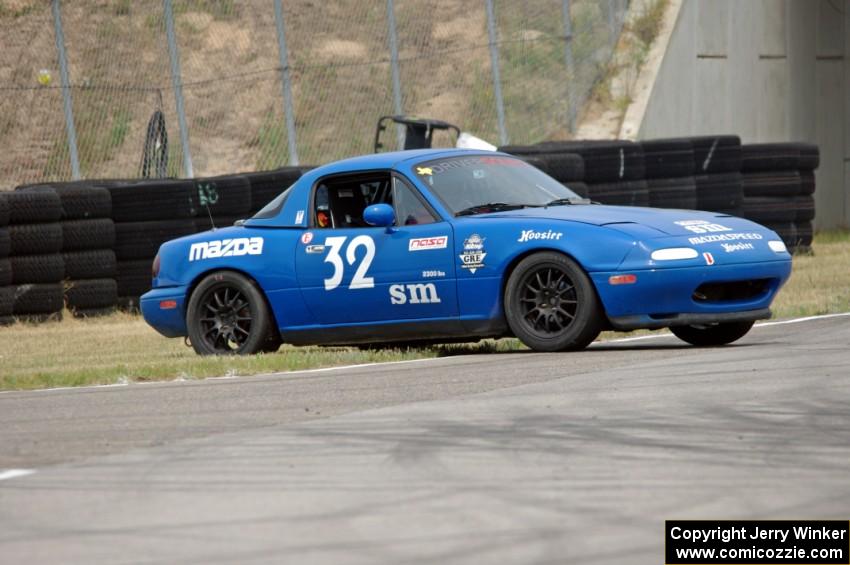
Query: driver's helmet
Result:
<box><xmin>316</xmin><ymin>206</ymin><xmax>331</xmax><ymax>228</ymax></box>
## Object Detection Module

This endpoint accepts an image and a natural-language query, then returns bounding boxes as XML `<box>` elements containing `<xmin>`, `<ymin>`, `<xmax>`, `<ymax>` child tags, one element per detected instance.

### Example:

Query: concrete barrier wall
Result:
<box><xmin>639</xmin><ymin>0</ymin><xmax>849</xmax><ymax>229</ymax></box>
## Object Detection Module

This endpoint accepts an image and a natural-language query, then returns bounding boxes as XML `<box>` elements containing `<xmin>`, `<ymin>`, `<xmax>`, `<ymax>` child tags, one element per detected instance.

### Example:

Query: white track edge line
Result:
<box><xmin>4</xmin><ymin>311</ymin><xmax>849</xmax><ymax>395</ymax></box>
<box><xmin>0</xmin><ymin>469</ymin><xmax>36</xmax><ymax>481</ymax></box>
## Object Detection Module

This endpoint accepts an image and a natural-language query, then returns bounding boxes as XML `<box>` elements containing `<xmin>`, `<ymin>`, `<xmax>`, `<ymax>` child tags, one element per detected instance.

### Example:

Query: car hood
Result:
<box><xmin>481</xmin><ymin>205</ymin><xmax>763</xmax><ymax>236</ymax></box>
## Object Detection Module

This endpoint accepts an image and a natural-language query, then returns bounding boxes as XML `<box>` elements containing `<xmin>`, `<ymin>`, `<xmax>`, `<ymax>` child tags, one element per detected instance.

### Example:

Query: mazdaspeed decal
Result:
<box><xmin>409</xmin><ymin>236</ymin><xmax>448</xmax><ymax>251</ymax></box>
<box><xmin>518</xmin><ymin>229</ymin><xmax>563</xmax><ymax>243</ymax></box>
<box><xmin>189</xmin><ymin>237</ymin><xmax>263</xmax><ymax>261</ymax></box>
<box><xmin>688</xmin><ymin>232</ymin><xmax>763</xmax><ymax>245</ymax></box>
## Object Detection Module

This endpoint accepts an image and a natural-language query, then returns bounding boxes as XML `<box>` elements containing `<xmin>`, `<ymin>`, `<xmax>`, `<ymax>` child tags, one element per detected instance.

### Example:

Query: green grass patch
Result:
<box><xmin>1</xmin><ymin>231</ymin><xmax>848</xmax><ymax>391</ymax></box>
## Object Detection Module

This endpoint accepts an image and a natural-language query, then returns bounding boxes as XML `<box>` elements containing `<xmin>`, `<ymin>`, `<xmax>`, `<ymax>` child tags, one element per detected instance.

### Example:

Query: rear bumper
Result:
<box><xmin>140</xmin><ymin>286</ymin><xmax>188</xmax><ymax>338</ymax></box>
<box><xmin>608</xmin><ymin>308</ymin><xmax>772</xmax><ymax>331</ymax></box>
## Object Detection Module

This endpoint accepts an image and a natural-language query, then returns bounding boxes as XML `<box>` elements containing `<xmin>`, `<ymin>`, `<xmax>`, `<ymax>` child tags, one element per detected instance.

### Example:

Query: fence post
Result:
<box><xmin>485</xmin><ymin>0</ymin><xmax>508</xmax><ymax>146</ymax></box>
<box><xmin>561</xmin><ymin>0</ymin><xmax>576</xmax><ymax>133</ymax></box>
<box><xmin>163</xmin><ymin>0</ymin><xmax>193</xmax><ymax>177</ymax></box>
<box><xmin>386</xmin><ymin>0</ymin><xmax>404</xmax><ymax>150</ymax></box>
<box><xmin>273</xmin><ymin>0</ymin><xmax>299</xmax><ymax>165</ymax></box>
<box><xmin>51</xmin><ymin>0</ymin><xmax>81</xmax><ymax>180</ymax></box>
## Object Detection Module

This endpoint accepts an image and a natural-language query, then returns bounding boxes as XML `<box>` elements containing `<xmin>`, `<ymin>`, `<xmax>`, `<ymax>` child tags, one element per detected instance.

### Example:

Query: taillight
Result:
<box><xmin>152</xmin><ymin>254</ymin><xmax>161</xmax><ymax>279</ymax></box>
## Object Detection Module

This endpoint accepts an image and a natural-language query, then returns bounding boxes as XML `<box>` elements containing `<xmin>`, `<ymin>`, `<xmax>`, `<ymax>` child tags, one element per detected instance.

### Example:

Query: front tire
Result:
<box><xmin>186</xmin><ymin>271</ymin><xmax>278</xmax><ymax>355</ymax></box>
<box><xmin>670</xmin><ymin>321</ymin><xmax>754</xmax><ymax>346</ymax></box>
<box><xmin>504</xmin><ymin>252</ymin><xmax>602</xmax><ymax>352</ymax></box>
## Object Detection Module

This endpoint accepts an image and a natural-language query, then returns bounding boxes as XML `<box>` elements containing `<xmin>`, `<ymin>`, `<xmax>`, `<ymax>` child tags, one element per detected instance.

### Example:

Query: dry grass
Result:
<box><xmin>771</xmin><ymin>231</ymin><xmax>850</xmax><ymax>318</ymax></box>
<box><xmin>1</xmin><ymin>231</ymin><xmax>848</xmax><ymax>391</ymax></box>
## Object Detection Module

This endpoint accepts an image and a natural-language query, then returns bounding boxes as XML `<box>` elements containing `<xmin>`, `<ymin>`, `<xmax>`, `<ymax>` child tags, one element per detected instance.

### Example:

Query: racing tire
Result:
<box><xmin>13</xmin><ymin>283</ymin><xmax>64</xmax><ymax>315</ymax></box>
<box><xmin>695</xmin><ymin>173</ymin><xmax>743</xmax><ymax>211</ymax></box>
<box><xmin>794</xmin><ymin>195</ymin><xmax>815</xmax><ymax>222</ymax></box>
<box><xmin>0</xmin><ymin>259</ymin><xmax>10</xmax><ymax>287</ymax></box>
<box><xmin>0</xmin><ymin>285</ymin><xmax>13</xmax><ymax>316</ymax></box>
<box><xmin>504</xmin><ymin>252</ymin><xmax>602</xmax><ymax>352</ymax></box>
<box><xmin>186</xmin><ymin>271</ymin><xmax>278</xmax><ymax>356</ymax></box>
<box><xmin>115</xmin><ymin>219</ymin><xmax>196</xmax><ymax>260</ymax></box>
<box><xmin>564</xmin><ymin>181</ymin><xmax>589</xmax><ymax>198</ymax></box>
<box><xmin>691</xmin><ymin>135</ymin><xmax>742</xmax><ymax>174</ymax></box>
<box><xmin>670</xmin><ymin>321</ymin><xmax>755</xmax><ymax>346</ymax></box>
<box><xmin>108</xmin><ymin>180</ymin><xmax>197</xmax><ymax>222</ymax></box>
<box><xmin>741</xmin><ymin>143</ymin><xmax>801</xmax><ymax>172</ymax></box>
<box><xmin>65</xmin><ymin>278</ymin><xmax>118</xmax><ymax>310</ymax></box>
<box><xmin>742</xmin><ymin>171</ymin><xmax>802</xmax><ymax>197</ymax></box>
<box><xmin>0</xmin><ymin>193</ymin><xmax>9</xmax><ymax>227</ymax></box>
<box><xmin>647</xmin><ymin>176</ymin><xmax>697</xmax><ymax>209</ymax></box>
<box><xmin>63</xmin><ymin>250</ymin><xmax>117</xmax><ymax>280</ymax></box>
<box><xmin>587</xmin><ymin>180</ymin><xmax>649</xmax><ymax>206</ymax></box>
<box><xmin>10</xmin><ymin>254</ymin><xmax>64</xmax><ymax>284</ymax></box>
<box><xmin>640</xmin><ymin>138</ymin><xmax>695</xmax><ymax>178</ymax></box>
<box><xmin>538</xmin><ymin>153</ymin><xmax>585</xmax><ymax>182</ymax></box>
<box><xmin>799</xmin><ymin>171</ymin><xmax>815</xmax><ymax>195</ymax></box>
<box><xmin>0</xmin><ymin>228</ymin><xmax>9</xmax><ymax>258</ymax></box>
<box><xmin>9</xmin><ymin>223</ymin><xmax>63</xmax><ymax>255</ymax></box>
<box><xmin>62</xmin><ymin>219</ymin><xmax>116</xmax><ymax>251</ymax></box>
<box><xmin>7</xmin><ymin>190</ymin><xmax>62</xmax><ymax>224</ymax></box>
<box><xmin>797</xmin><ymin>143</ymin><xmax>820</xmax><ymax>170</ymax></box>
<box><xmin>52</xmin><ymin>184</ymin><xmax>112</xmax><ymax>219</ymax></box>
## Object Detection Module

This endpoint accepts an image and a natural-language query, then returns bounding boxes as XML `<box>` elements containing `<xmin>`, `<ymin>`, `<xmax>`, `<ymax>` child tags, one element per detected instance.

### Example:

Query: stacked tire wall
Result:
<box><xmin>0</xmin><ymin>193</ymin><xmax>11</xmax><ymax>325</ymax></box>
<box><xmin>109</xmin><ymin>167</ymin><xmax>309</xmax><ymax>308</ymax></box>
<box><xmin>4</xmin><ymin>190</ymin><xmax>65</xmax><ymax>322</ymax></box>
<box><xmin>54</xmin><ymin>184</ymin><xmax>118</xmax><ymax>317</ymax></box>
<box><xmin>501</xmin><ymin>136</ymin><xmax>818</xmax><ymax>253</ymax></box>
<box><xmin>0</xmin><ymin>165</ymin><xmax>309</xmax><ymax>324</ymax></box>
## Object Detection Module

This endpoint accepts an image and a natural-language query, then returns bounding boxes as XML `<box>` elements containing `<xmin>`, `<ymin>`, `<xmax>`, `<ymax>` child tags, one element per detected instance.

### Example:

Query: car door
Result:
<box><xmin>295</xmin><ymin>173</ymin><xmax>458</xmax><ymax>325</ymax></box>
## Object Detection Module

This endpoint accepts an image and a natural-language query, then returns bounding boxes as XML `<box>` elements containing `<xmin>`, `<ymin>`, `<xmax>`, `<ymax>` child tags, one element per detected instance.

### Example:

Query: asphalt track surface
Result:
<box><xmin>1</xmin><ymin>315</ymin><xmax>849</xmax><ymax>564</ymax></box>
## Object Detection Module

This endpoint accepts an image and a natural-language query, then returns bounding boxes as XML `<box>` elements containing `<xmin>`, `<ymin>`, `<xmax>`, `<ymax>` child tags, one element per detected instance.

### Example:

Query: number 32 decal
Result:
<box><xmin>323</xmin><ymin>235</ymin><xmax>375</xmax><ymax>291</ymax></box>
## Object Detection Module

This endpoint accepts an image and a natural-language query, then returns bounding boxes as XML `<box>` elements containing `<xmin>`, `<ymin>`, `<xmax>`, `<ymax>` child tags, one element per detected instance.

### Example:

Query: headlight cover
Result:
<box><xmin>650</xmin><ymin>248</ymin><xmax>699</xmax><ymax>261</ymax></box>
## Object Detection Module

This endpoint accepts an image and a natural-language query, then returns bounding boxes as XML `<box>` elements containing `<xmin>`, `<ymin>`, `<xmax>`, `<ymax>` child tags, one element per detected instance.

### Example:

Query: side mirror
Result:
<box><xmin>363</xmin><ymin>203</ymin><xmax>395</xmax><ymax>227</ymax></box>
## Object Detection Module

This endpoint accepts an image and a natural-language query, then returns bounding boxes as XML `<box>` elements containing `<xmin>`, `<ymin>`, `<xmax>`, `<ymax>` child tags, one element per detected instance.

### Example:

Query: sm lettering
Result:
<box><xmin>189</xmin><ymin>237</ymin><xmax>264</xmax><ymax>261</ymax></box>
<box><xmin>389</xmin><ymin>283</ymin><xmax>441</xmax><ymax>305</ymax></box>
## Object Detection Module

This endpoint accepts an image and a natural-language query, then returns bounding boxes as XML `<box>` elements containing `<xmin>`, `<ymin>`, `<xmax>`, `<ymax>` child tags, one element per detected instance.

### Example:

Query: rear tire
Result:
<box><xmin>670</xmin><ymin>321</ymin><xmax>754</xmax><ymax>346</ymax></box>
<box><xmin>504</xmin><ymin>252</ymin><xmax>602</xmax><ymax>352</ymax></box>
<box><xmin>186</xmin><ymin>271</ymin><xmax>278</xmax><ymax>355</ymax></box>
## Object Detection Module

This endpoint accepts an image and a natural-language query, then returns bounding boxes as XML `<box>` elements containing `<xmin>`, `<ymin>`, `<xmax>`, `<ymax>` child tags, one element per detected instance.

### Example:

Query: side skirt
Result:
<box><xmin>281</xmin><ymin>318</ymin><xmax>508</xmax><ymax>346</ymax></box>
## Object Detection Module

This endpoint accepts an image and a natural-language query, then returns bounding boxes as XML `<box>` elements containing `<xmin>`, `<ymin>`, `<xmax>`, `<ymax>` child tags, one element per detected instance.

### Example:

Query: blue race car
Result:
<box><xmin>141</xmin><ymin>149</ymin><xmax>792</xmax><ymax>355</ymax></box>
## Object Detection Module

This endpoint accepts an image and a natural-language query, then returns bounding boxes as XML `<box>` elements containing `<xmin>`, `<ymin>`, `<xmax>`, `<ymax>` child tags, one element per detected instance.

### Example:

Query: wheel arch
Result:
<box><xmin>499</xmin><ymin>246</ymin><xmax>612</xmax><ymax>330</ymax></box>
<box><xmin>185</xmin><ymin>267</ymin><xmax>280</xmax><ymax>330</ymax></box>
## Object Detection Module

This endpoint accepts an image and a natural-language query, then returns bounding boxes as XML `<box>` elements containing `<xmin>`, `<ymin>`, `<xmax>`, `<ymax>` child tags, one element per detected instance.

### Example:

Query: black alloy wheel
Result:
<box><xmin>505</xmin><ymin>252</ymin><xmax>602</xmax><ymax>351</ymax></box>
<box><xmin>187</xmin><ymin>271</ymin><xmax>279</xmax><ymax>355</ymax></box>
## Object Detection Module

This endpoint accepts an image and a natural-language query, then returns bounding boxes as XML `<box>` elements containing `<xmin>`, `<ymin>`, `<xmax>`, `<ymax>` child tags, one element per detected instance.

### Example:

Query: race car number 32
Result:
<box><xmin>323</xmin><ymin>236</ymin><xmax>375</xmax><ymax>291</ymax></box>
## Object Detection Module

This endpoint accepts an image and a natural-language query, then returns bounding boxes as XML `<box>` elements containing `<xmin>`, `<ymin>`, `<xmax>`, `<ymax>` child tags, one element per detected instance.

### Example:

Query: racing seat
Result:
<box><xmin>328</xmin><ymin>185</ymin><xmax>369</xmax><ymax>228</ymax></box>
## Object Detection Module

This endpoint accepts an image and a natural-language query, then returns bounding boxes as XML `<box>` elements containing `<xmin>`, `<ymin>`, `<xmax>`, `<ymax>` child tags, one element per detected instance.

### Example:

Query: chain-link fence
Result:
<box><xmin>0</xmin><ymin>0</ymin><xmax>629</xmax><ymax>188</ymax></box>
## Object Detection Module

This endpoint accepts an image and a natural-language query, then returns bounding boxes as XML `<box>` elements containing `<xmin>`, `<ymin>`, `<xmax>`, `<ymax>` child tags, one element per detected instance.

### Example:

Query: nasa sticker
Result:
<box><xmin>459</xmin><ymin>234</ymin><xmax>487</xmax><ymax>274</ymax></box>
<box><xmin>703</xmin><ymin>252</ymin><xmax>715</xmax><ymax>265</ymax></box>
<box><xmin>301</xmin><ymin>231</ymin><xmax>314</xmax><ymax>245</ymax></box>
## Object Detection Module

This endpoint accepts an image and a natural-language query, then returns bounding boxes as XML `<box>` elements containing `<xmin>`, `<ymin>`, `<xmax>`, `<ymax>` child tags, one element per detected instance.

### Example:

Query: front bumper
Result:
<box><xmin>608</xmin><ymin>308</ymin><xmax>772</xmax><ymax>331</ymax></box>
<box><xmin>591</xmin><ymin>259</ymin><xmax>791</xmax><ymax>329</ymax></box>
<box><xmin>140</xmin><ymin>286</ymin><xmax>189</xmax><ymax>338</ymax></box>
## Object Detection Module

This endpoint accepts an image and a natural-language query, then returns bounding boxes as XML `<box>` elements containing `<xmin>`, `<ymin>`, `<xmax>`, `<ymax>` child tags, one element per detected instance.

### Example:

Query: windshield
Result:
<box><xmin>412</xmin><ymin>155</ymin><xmax>581</xmax><ymax>216</ymax></box>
